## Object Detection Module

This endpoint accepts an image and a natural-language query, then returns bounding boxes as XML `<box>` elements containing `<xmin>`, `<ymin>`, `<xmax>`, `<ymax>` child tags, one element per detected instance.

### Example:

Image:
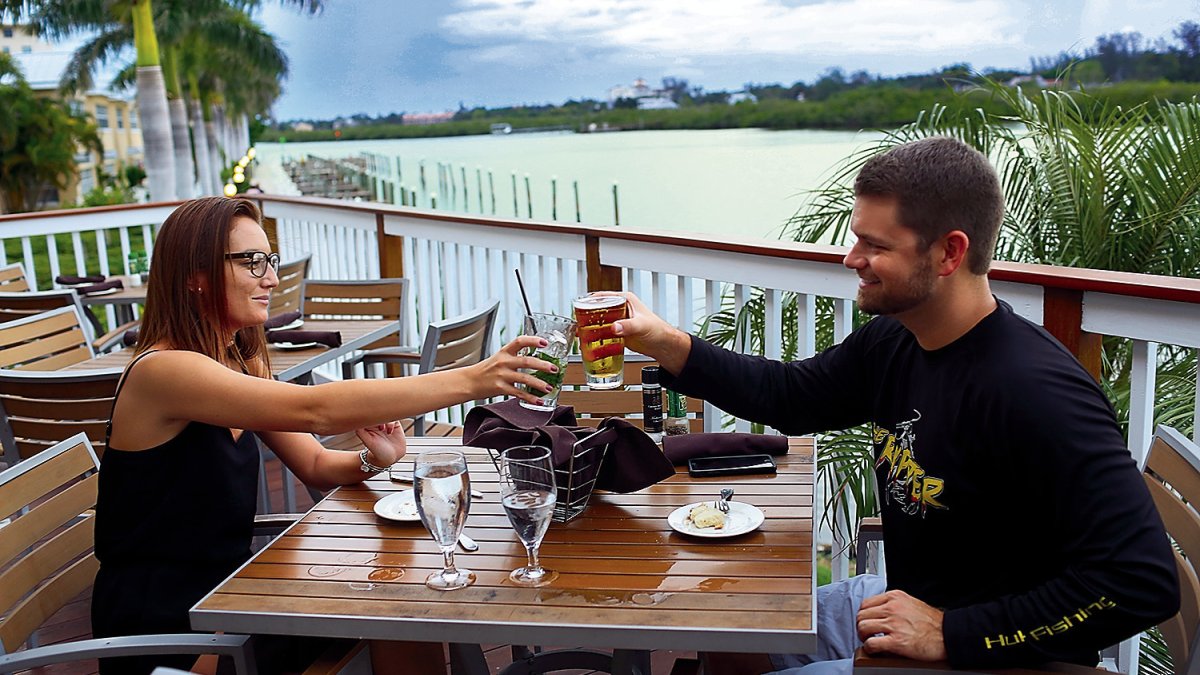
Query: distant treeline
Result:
<box><xmin>258</xmin><ymin>80</ymin><xmax>1200</xmax><ymax>143</ymax></box>
<box><xmin>261</xmin><ymin>21</ymin><xmax>1200</xmax><ymax>143</ymax></box>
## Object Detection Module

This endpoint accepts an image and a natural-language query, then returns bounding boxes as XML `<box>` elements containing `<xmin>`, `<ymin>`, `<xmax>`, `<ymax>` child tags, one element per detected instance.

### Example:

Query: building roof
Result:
<box><xmin>10</xmin><ymin>49</ymin><xmax>134</xmax><ymax>100</ymax></box>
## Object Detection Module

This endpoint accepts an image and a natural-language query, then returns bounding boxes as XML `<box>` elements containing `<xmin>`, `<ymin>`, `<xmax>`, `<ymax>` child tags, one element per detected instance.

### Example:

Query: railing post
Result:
<box><xmin>375</xmin><ymin>212</ymin><xmax>405</xmax><ymax>278</ymax></box>
<box><xmin>1042</xmin><ymin>288</ymin><xmax>1102</xmax><ymax>381</ymax></box>
<box><xmin>262</xmin><ymin>215</ymin><xmax>279</xmax><ymax>256</ymax></box>
<box><xmin>584</xmin><ymin>234</ymin><xmax>621</xmax><ymax>291</ymax></box>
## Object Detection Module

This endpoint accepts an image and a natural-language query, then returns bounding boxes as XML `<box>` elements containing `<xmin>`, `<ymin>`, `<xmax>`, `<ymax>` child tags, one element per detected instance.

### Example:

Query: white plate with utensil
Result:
<box><xmin>83</xmin><ymin>287</ymin><xmax>120</xmax><ymax>296</ymax></box>
<box><xmin>668</xmin><ymin>500</ymin><xmax>764</xmax><ymax>538</ymax></box>
<box><xmin>374</xmin><ymin>489</ymin><xmax>421</xmax><ymax>522</ymax></box>
<box><xmin>270</xmin><ymin>318</ymin><xmax>304</xmax><ymax>331</ymax></box>
<box><xmin>269</xmin><ymin>341</ymin><xmax>319</xmax><ymax>350</ymax></box>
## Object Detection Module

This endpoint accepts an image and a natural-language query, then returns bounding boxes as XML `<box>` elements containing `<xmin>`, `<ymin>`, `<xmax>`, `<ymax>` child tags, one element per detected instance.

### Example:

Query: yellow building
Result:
<box><xmin>7</xmin><ymin>30</ymin><xmax>144</xmax><ymax>208</ymax></box>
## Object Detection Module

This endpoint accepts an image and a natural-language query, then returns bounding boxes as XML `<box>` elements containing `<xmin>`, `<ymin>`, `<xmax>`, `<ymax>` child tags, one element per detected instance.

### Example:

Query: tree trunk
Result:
<box><xmin>168</xmin><ymin>97</ymin><xmax>194</xmax><ymax>198</ymax></box>
<box><xmin>189</xmin><ymin>97</ymin><xmax>213</xmax><ymax>196</ymax></box>
<box><xmin>205</xmin><ymin>115</ymin><xmax>221</xmax><ymax>192</ymax></box>
<box><xmin>136</xmin><ymin>66</ymin><xmax>176</xmax><ymax>202</ymax></box>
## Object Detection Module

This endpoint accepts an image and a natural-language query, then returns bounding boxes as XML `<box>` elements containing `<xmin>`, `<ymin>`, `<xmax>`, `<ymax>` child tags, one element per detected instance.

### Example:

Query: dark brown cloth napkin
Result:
<box><xmin>264</xmin><ymin>310</ymin><xmax>302</xmax><ymax>330</ymax></box>
<box><xmin>122</xmin><ymin>328</ymin><xmax>139</xmax><ymax>347</ymax></box>
<box><xmin>77</xmin><ymin>279</ymin><xmax>124</xmax><ymax>295</ymax></box>
<box><xmin>463</xmin><ymin>398</ymin><xmax>674</xmax><ymax>493</ymax></box>
<box><xmin>265</xmin><ymin>329</ymin><xmax>341</xmax><ymax>348</ymax></box>
<box><xmin>662</xmin><ymin>432</ymin><xmax>789</xmax><ymax>465</ymax></box>
<box><xmin>56</xmin><ymin>274</ymin><xmax>106</xmax><ymax>285</ymax></box>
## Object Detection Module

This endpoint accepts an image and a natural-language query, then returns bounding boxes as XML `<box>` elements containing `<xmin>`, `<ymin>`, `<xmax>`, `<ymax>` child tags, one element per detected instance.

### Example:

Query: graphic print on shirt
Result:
<box><xmin>873</xmin><ymin>411</ymin><xmax>947</xmax><ymax>517</ymax></box>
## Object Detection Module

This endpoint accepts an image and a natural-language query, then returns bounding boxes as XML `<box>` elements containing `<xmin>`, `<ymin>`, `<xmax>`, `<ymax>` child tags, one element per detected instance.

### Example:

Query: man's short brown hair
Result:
<box><xmin>854</xmin><ymin>136</ymin><xmax>1004</xmax><ymax>275</ymax></box>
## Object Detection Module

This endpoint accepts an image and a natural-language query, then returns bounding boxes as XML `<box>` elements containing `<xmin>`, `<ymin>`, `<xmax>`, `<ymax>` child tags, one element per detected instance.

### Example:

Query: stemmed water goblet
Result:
<box><xmin>414</xmin><ymin>450</ymin><xmax>475</xmax><ymax>590</ymax></box>
<box><xmin>499</xmin><ymin>445</ymin><xmax>559</xmax><ymax>587</ymax></box>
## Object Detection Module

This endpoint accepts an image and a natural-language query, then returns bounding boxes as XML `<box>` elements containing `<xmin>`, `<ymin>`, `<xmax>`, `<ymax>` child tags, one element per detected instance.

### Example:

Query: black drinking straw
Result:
<box><xmin>514</xmin><ymin>269</ymin><xmax>534</xmax><ymax>324</ymax></box>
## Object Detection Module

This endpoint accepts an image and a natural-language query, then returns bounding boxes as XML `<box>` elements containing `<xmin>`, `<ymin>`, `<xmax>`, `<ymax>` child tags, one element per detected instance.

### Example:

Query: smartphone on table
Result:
<box><xmin>687</xmin><ymin>454</ymin><xmax>777</xmax><ymax>478</ymax></box>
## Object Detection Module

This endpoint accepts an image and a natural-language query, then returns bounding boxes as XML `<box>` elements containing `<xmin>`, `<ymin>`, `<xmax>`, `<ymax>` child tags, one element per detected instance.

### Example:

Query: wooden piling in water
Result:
<box><xmin>612</xmin><ymin>182</ymin><xmax>620</xmax><ymax>226</ymax></box>
<box><xmin>525</xmin><ymin>174</ymin><xmax>533</xmax><ymax>219</ymax></box>
<box><xmin>573</xmin><ymin>180</ymin><xmax>581</xmax><ymax>222</ymax></box>
<box><xmin>551</xmin><ymin>176</ymin><xmax>558</xmax><ymax>221</ymax></box>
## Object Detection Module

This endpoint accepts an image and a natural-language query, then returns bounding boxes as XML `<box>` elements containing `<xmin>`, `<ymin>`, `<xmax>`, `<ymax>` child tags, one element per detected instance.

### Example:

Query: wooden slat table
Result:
<box><xmin>61</xmin><ymin>318</ymin><xmax>400</xmax><ymax>383</ymax></box>
<box><xmin>190</xmin><ymin>436</ymin><xmax>816</xmax><ymax>673</ymax></box>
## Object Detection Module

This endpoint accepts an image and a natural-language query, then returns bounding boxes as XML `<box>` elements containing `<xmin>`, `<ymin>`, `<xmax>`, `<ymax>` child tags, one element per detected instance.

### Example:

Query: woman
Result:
<box><xmin>93</xmin><ymin>197</ymin><xmax>554</xmax><ymax>674</ymax></box>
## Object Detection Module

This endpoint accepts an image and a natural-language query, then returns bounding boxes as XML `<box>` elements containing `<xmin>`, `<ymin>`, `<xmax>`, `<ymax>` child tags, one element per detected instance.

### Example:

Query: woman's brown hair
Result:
<box><xmin>136</xmin><ymin>197</ymin><xmax>271</xmax><ymax>377</ymax></box>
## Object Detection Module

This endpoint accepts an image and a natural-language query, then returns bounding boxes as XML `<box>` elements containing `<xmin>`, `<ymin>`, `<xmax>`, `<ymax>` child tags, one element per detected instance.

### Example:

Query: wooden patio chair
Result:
<box><xmin>300</xmin><ymin>277</ymin><xmax>408</xmax><ymax>353</ymax></box>
<box><xmin>0</xmin><ymin>305</ymin><xmax>95</xmax><ymax>370</ymax></box>
<box><xmin>852</xmin><ymin>423</ymin><xmax>1200</xmax><ymax>675</ymax></box>
<box><xmin>0</xmin><ymin>367</ymin><xmax>122</xmax><ymax>470</ymax></box>
<box><xmin>559</xmin><ymin>353</ymin><xmax>706</xmax><ymax>433</ymax></box>
<box><xmin>268</xmin><ymin>253</ymin><xmax>312</xmax><ymax>318</ymax></box>
<box><xmin>340</xmin><ymin>299</ymin><xmax>500</xmax><ymax>437</ymax></box>
<box><xmin>0</xmin><ymin>262</ymin><xmax>30</xmax><ymax>292</ymax></box>
<box><xmin>0</xmin><ymin>433</ymin><xmax>259</xmax><ymax>674</ymax></box>
<box><xmin>0</xmin><ymin>288</ymin><xmax>129</xmax><ymax>353</ymax></box>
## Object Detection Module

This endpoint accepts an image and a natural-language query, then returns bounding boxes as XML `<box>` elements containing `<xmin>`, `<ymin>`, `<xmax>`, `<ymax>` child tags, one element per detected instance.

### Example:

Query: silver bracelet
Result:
<box><xmin>359</xmin><ymin>448</ymin><xmax>389</xmax><ymax>473</ymax></box>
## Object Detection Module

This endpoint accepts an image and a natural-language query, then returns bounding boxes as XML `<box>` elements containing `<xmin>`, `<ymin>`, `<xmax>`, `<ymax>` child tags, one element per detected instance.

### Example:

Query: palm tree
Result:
<box><xmin>4</xmin><ymin>0</ymin><xmax>176</xmax><ymax>200</ymax></box>
<box><xmin>0</xmin><ymin>52</ymin><xmax>102</xmax><ymax>212</ymax></box>
<box><xmin>5</xmin><ymin>0</ymin><xmax>320</xmax><ymax>199</ymax></box>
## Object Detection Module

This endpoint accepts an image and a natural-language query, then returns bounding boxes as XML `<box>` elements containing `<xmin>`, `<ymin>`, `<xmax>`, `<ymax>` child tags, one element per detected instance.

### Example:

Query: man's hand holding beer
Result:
<box><xmin>595</xmin><ymin>291</ymin><xmax>693</xmax><ymax>375</ymax></box>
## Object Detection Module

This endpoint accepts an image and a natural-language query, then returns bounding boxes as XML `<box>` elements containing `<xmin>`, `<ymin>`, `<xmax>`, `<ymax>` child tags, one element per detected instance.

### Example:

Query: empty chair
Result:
<box><xmin>342</xmin><ymin>299</ymin><xmax>500</xmax><ymax>436</ymax></box>
<box><xmin>0</xmin><ymin>305</ymin><xmax>95</xmax><ymax>370</ymax></box>
<box><xmin>0</xmin><ymin>433</ymin><xmax>258</xmax><ymax>674</ymax></box>
<box><xmin>0</xmin><ymin>367</ymin><xmax>122</xmax><ymax>468</ymax></box>
<box><xmin>559</xmin><ymin>353</ymin><xmax>706</xmax><ymax>432</ymax></box>
<box><xmin>268</xmin><ymin>253</ymin><xmax>311</xmax><ymax>317</ymax></box>
<box><xmin>301</xmin><ymin>278</ymin><xmax>408</xmax><ymax>352</ymax></box>
<box><xmin>0</xmin><ymin>261</ymin><xmax>30</xmax><ymax>292</ymax></box>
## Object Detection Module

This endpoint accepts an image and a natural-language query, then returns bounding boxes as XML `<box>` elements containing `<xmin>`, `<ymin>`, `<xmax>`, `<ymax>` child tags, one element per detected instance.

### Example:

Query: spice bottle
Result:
<box><xmin>641</xmin><ymin>366</ymin><xmax>663</xmax><ymax>443</ymax></box>
<box><xmin>664</xmin><ymin>389</ymin><xmax>690</xmax><ymax>436</ymax></box>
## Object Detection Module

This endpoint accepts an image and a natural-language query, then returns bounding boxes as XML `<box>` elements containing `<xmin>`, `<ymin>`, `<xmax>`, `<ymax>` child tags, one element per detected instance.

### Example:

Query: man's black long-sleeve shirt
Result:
<box><xmin>664</xmin><ymin>300</ymin><xmax>1178</xmax><ymax>667</ymax></box>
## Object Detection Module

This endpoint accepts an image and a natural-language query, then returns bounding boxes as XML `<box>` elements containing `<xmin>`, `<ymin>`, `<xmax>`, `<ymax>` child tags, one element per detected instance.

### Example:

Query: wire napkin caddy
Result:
<box><xmin>487</xmin><ymin>426</ymin><xmax>617</xmax><ymax>522</ymax></box>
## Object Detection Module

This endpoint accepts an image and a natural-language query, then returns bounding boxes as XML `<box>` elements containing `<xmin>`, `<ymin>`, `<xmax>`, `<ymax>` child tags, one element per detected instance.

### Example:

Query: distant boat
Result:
<box><xmin>490</xmin><ymin>123</ymin><xmax>512</xmax><ymax>135</ymax></box>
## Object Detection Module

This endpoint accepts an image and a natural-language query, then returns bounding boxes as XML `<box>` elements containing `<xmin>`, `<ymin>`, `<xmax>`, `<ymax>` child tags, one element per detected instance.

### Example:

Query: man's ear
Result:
<box><xmin>936</xmin><ymin>230</ymin><xmax>970</xmax><ymax>277</ymax></box>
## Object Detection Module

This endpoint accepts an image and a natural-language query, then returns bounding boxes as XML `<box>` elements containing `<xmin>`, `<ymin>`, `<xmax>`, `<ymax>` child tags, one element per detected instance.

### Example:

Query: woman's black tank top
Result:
<box><xmin>94</xmin><ymin>350</ymin><xmax>260</xmax><ymax>568</ymax></box>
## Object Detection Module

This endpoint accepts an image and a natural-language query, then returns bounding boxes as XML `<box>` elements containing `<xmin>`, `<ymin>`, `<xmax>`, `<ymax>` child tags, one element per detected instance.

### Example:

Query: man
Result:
<box><xmin>608</xmin><ymin>137</ymin><xmax>1178</xmax><ymax>673</ymax></box>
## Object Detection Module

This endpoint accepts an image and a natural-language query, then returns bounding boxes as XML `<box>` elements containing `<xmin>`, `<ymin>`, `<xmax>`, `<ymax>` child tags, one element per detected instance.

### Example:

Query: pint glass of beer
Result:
<box><xmin>573</xmin><ymin>295</ymin><xmax>628</xmax><ymax>389</ymax></box>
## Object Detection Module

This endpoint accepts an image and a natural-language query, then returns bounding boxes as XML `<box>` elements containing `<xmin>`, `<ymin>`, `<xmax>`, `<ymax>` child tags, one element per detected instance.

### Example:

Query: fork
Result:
<box><xmin>715</xmin><ymin>488</ymin><xmax>734</xmax><ymax>512</ymax></box>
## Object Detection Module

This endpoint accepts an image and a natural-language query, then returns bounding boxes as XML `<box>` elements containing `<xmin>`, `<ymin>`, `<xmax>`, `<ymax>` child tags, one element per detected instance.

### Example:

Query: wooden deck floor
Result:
<box><xmin>22</xmin><ymin>441</ymin><xmax>697</xmax><ymax>674</ymax></box>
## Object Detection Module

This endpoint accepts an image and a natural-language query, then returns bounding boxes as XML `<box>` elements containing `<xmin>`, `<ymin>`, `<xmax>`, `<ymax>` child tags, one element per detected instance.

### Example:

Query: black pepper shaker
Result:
<box><xmin>642</xmin><ymin>366</ymin><xmax>663</xmax><ymax>443</ymax></box>
<box><xmin>665</xmin><ymin>389</ymin><xmax>690</xmax><ymax>436</ymax></box>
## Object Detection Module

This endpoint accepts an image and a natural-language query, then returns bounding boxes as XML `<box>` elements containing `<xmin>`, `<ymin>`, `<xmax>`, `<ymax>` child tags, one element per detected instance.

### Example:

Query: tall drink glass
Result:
<box><xmin>414</xmin><ymin>450</ymin><xmax>475</xmax><ymax>590</ymax></box>
<box><xmin>519</xmin><ymin>313</ymin><xmax>576</xmax><ymax>412</ymax></box>
<box><xmin>499</xmin><ymin>445</ymin><xmax>558</xmax><ymax>587</ymax></box>
<box><xmin>573</xmin><ymin>295</ymin><xmax>628</xmax><ymax>390</ymax></box>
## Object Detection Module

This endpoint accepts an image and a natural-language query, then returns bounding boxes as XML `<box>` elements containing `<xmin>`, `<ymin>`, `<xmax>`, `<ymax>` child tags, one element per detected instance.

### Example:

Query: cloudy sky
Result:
<box><xmin>256</xmin><ymin>0</ymin><xmax>1200</xmax><ymax>121</ymax></box>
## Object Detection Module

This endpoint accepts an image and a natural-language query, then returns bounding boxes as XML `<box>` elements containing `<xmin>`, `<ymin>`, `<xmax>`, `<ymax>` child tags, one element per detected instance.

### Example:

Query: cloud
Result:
<box><xmin>442</xmin><ymin>0</ymin><xmax>1023</xmax><ymax>62</ymax></box>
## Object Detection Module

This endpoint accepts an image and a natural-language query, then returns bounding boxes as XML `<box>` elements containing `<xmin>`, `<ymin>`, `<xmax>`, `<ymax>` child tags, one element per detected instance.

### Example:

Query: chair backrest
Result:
<box><xmin>1145</xmin><ymin>424</ymin><xmax>1200</xmax><ymax>674</ymax></box>
<box><xmin>0</xmin><ymin>368</ymin><xmax>123</xmax><ymax>467</ymax></box>
<box><xmin>0</xmin><ymin>432</ymin><xmax>100</xmax><ymax>654</ymax></box>
<box><xmin>302</xmin><ymin>278</ymin><xmax>408</xmax><ymax>349</ymax></box>
<box><xmin>0</xmin><ymin>262</ymin><xmax>30</xmax><ymax>292</ymax></box>
<box><xmin>268</xmin><ymin>254</ymin><xmax>311</xmax><ymax>318</ymax></box>
<box><xmin>0</xmin><ymin>306</ymin><xmax>95</xmax><ymax>370</ymax></box>
<box><xmin>0</xmin><ymin>288</ymin><xmax>86</xmax><ymax>324</ymax></box>
<box><xmin>416</xmin><ymin>300</ymin><xmax>500</xmax><ymax>375</ymax></box>
<box><xmin>559</xmin><ymin>354</ymin><xmax>706</xmax><ymax>432</ymax></box>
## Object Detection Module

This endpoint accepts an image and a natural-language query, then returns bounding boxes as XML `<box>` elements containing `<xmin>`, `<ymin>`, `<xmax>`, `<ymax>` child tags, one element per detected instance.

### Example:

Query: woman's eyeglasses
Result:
<box><xmin>224</xmin><ymin>251</ymin><xmax>281</xmax><ymax>278</ymax></box>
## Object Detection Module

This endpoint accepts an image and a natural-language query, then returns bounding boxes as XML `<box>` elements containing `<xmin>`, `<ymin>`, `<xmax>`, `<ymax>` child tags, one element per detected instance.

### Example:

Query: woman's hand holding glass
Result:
<box><xmin>470</xmin><ymin>335</ymin><xmax>560</xmax><ymax>406</ymax></box>
<box><xmin>355</xmin><ymin>421</ymin><xmax>406</xmax><ymax>469</ymax></box>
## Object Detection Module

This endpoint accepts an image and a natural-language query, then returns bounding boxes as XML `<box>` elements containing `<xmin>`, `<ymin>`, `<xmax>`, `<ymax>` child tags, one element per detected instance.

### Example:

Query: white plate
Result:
<box><xmin>83</xmin><ymin>287</ymin><xmax>120</xmax><ymax>296</ymax></box>
<box><xmin>374</xmin><ymin>490</ymin><xmax>421</xmax><ymax>522</ymax></box>
<box><xmin>668</xmin><ymin>501</ymin><xmax>764</xmax><ymax>538</ymax></box>
<box><xmin>270</xmin><ymin>318</ymin><xmax>304</xmax><ymax>331</ymax></box>
<box><xmin>270</xmin><ymin>341</ymin><xmax>320</xmax><ymax>350</ymax></box>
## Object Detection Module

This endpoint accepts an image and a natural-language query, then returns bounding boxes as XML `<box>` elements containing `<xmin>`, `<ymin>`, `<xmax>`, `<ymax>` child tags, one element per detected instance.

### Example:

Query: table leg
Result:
<box><xmin>448</xmin><ymin>643</ymin><xmax>490</xmax><ymax>675</ymax></box>
<box><xmin>612</xmin><ymin>649</ymin><xmax>651</xmax><ymax>675</ymax></box>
